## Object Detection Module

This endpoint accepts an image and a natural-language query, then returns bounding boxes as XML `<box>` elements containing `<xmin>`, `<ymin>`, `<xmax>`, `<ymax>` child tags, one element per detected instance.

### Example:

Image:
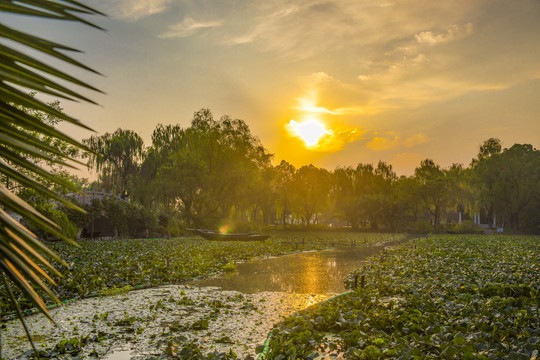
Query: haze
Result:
<box><xmin>8</xmin><ymin>0</ymin><xmax>540</xmax><ymax>175</ymax></box>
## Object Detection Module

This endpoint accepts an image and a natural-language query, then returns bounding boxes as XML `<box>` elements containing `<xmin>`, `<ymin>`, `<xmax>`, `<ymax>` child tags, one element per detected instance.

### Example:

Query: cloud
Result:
<box><xmin>403</xmin><ymin>133</ymin><xmax>427</xmax><ymax>147</ymax></box>
<box><xmin>228</xmin><ymin>30</ymin><xmax>260</xmax><ymax>45</ymax></box>
<box><xmin>415</xmin><ymin>23</ymin><xmax>473</xmax><ymax>45</ymax></box>
<box><xmin>293</xmin><ymin>71</ymin><xmax>382</xmax><ymax>118</ymax></box>
<box><xmin>106</xmin><ymin>0</ymin><xmax>171</xmax><ymax>20</ymax></box>
<box><xmin>159</xmin><ymin>0</ymin><xmax>538</xmax><ymax>105</ymax></box>
<box><xmin>366</xmin><ymin>133</ymin><xmax>428</xmax><ymax>151</ymax></box>
<box><xmin>367</xmin><ymin>136</ymin><xmax>400</xmax><ymax>151</ymax></box>
<box><xmin>148</xmin><ymin>0</ymin><xmax>540</xmax><ymax>145</ymax></box>
<box><xmin>314</xmin><ymin>125</ymin><xmax>364</xmax><ymax>153</ymax></box>
<box><xmin>214</xmin><ymin>1</ymin><xmax>483</xmax><ymax>62</ymax></box>
<box><xmin>159</xmin><ymin>17</ymin><xmax>223</xmax><ymax>39</ymax></box>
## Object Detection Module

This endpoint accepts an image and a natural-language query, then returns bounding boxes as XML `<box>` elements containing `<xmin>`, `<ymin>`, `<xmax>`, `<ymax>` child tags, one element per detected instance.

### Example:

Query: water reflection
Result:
<box><xmin>194</xmin><ymin>246</ymin><xmax>383</xmax><ymax>295</ymax></box>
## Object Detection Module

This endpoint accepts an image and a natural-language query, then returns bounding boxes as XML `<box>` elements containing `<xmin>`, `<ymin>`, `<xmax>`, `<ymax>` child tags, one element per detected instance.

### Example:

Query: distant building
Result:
<box><xmin>66</xmin><ymin>187</ymin><xmax>130</xmax><ymax>206</ymax></box>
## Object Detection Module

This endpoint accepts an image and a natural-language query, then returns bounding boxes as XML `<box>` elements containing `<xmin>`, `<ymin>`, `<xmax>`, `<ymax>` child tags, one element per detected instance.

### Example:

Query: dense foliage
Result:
<box><xmin>264</xmin><ymin>235</ymin><xmax>540</xmax><ymax>359</ymax></box>
<box><xmin>84</xmin><ymin>128</ymin><xmax>540</xmax><ymax>234</ymax></box>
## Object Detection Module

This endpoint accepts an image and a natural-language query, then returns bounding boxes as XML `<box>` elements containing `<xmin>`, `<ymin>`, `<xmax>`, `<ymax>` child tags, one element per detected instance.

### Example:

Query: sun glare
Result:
<box><xmin>286</xmin><ymin>119</ymin><xmax>330</xmax><ymax>147</ymax></box>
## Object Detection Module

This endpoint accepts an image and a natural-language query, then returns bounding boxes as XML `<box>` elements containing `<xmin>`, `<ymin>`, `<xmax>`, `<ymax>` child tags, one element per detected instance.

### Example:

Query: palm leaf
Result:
<box><xmin>0</xmin><ymin>0</ymin><xmax>104</xmax><ymax>351</ymax></box>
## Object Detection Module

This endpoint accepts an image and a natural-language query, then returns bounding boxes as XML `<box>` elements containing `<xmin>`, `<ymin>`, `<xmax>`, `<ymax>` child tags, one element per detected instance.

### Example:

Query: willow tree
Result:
<box><xmin>84</xmin><ymin>129</ymin><xmax>145</xmax><ymax>194</ymax></box>
<box><xmin>152</xmin><ymin>109</ymin><xmax>272</xmax><ymax>228</ymax></box>
<box><xmin>0</xmin><ymin>0</ymin><xmax>103</xmax><ymax>351</ymax></box>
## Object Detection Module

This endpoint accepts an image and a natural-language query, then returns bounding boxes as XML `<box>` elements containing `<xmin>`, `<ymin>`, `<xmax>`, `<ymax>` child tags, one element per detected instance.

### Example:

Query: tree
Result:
<box><xmin>478</xmin><ymin>137</ymin><xmax>502</xmax><ymax>160</ymax></box>
<box><xmin>474</xmin><ymin>143</ymin><xmax>540</xmax><ymax>231</ymax></box>
<box><xmin>368</xmin><ymin>161</ymin><xmax>397</xmax><ymax>230</ymax></box>
<box><xmin>442</xmin><ymin>163</ymin><xmax>475</xmax><ymax>226</ymax></box>
<box><xmin>331</xmin><ymin>161</ymin><xmax>396</xmax><ymax>230</ymax></box>
<box><xmin>150</xmin><ymin>109</ymin><xmax>272</xmax><ymax>229</ymax></box>
<box><xmin>273</xmin><ymin>160</ymin><xmax>296</xmax><ymax>228</ymax></box>
<box><xmin>0</xmin><ymin>0</ymin><xmax>103</xmax><ymax>350</ymax></box>
<box><xmin>84</xmin><ymin>129</ymin><xmax>145</xmax><ymax>194</ymax></box>
<box><xmin>290</xmin><ymin>165</ymin><xmax>331</xmax><ymax>226</ymax></box>
<box><xmin>2</xmin><ymin>98</ymin><xmax>88</xmax><ymax>239</ymax></box>
<box><xmin>388</xmin><ymin>176</ymin><xmax>422</xmax><ymax>231</ymax></box>
<box><xmin>332</xmin><ymin>166</ymin><xmax>363</xmax><ymax>229</ymax></box>
<box><xmin>414</xmin><ymin>159</ymin><xmax>452</xmax><ymax>229</ymax></box>
<box><xmin>156</xmin><ymin>139</ymin><xmax>206</xmax><ymax>225</ymax></box>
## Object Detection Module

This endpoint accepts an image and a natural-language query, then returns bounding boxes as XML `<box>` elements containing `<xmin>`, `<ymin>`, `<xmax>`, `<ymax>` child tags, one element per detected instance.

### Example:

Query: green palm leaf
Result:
<box><xmin>0</xmin><ymin>0</ymin><xmax>104</xmax><ymax>351</ymax></box>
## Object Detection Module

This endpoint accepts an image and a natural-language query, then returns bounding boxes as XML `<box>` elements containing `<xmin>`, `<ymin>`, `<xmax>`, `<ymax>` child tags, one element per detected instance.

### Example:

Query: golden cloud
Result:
<box><xmin>366</xmin><ymin>136</ymin><xmax>400</xmax><ymax>151</ymax></box>
<box><xmin>415</xmin><ymin>23</ymin><xmax>473</xmax><ymax>45</ymax></box>
<box><xmin>403</xmin><ymin>133</ymin><xmax>427</xmax><ymax>148</ymax></box>
<box><xmin>285</xmin><ymin>120</ymin><xmax>364</xmax><ymax>153</ymax></box>
<box><xmin>366</xmin><ymin>133</ymin><xmax>428</xmax><ymax>151</ymax></box>
<box><xmin>316</xmin><ymin>125</ymin><xmax>364</xmax><ymax>152</ymax></box>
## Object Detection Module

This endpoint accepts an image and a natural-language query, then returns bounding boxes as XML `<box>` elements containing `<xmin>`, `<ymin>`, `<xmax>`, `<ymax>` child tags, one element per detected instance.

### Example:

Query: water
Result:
<box><xmin>4</xmin><ymin>243</ymin><xmax>401</xmax><ymax>359</ymax></box>
<box><xmin>193</xmin><ymin>245</ymin><xmax>385</xmax><ymax>294</ymax></box>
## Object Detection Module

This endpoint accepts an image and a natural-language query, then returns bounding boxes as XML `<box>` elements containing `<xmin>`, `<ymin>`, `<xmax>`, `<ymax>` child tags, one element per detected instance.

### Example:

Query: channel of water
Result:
<box><xmin>192</xmin><ymin>244</ymin><xmax>387</xmax><ymax>294</ymax></box>
<box><xmin>5</xmin><ymin>241</ymin><xmax>405</xmax><ymax>359</ymax></box>
<box><xmin>106</xmin><ymin>240</ymin><xmax>400</xmax><ymax>360</ymax></box>
<box><xmin>104</xmin><ymin>242</ymin><xmax>401</xmax><ymax>359</ymax></box>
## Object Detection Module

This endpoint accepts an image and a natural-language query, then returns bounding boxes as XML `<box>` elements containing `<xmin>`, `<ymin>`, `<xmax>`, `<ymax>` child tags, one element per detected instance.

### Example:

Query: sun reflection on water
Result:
<box><xmin>273</xmin><ymin>293</ymin><xmax>331</xmax><ymax>318</ymax></box>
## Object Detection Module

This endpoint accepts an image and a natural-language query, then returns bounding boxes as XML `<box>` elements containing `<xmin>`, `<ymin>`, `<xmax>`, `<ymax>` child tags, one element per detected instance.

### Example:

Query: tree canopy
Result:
<box><xmin>82</xmin><ymin>125</ymin><xmax>540</xmax><ymax>235</ymax></box>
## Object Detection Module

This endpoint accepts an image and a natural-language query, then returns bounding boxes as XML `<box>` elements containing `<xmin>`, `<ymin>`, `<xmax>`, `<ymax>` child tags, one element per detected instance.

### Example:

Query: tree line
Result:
<box><xmin>5</xmin><ymin>105</ymin><xmax>539</xmax><ymax>238</ymax></box>
<box><xmin>77</xmin><ymin>109</ymin><xmax>540</xmax><ymax>236</ymax></box>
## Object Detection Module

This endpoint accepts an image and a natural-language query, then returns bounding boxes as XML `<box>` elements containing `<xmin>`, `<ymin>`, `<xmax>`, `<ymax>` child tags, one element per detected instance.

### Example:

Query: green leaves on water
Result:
<box><xmin>265</xmin><ymin>235</ymin><xmax>540</xmax><ymax>359</ymax></box>
<box><xmin>1</xmin><ymin>232</ymin><xmax>405</xmax><ymax>316</ymax></box>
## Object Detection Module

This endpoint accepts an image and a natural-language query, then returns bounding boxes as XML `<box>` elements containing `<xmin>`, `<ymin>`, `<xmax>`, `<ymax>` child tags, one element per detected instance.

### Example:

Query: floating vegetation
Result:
<box><xmin>1</xmin><ymin>232</ymin><xmax>404</xmax><ymax>317</ymax></box>
<box><xmin>2</xmin><ymin>286</ymin><xmax>329</xmax><ymax>359</ymax></box>
<box><xmin>1</xmin><ymin>232</ymin><xmax>405</xmax><ymax>358</ymax></box>
<box><xmin>264</xmin><ymin>235</ymin><xmax>540</xmax><ymax>359</ymax></box>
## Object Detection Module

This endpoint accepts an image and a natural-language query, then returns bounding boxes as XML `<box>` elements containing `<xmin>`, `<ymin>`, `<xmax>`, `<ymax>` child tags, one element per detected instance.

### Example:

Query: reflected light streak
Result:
<box><xmin>219</xmin><ymin>224</ymin><xmax>231</xmax><ymax>233</ymax></box>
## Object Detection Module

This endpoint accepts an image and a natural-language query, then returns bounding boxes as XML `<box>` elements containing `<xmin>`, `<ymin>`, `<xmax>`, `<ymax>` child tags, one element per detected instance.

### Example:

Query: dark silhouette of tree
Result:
<box><xmin>0</xmin><ymin>0</ymin><xmax>103</xmax><ymax>350</ymax></box>
<box><xmin>475</xmin><ymin>143</ymin><xmax>540</xmax><ymax>231</ymax></box>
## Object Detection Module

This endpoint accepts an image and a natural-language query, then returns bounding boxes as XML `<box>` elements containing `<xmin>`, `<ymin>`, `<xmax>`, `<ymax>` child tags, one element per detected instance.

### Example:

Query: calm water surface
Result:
<box><xmin>193</xmin><ymin>245</ymin><xmax>386</xmax><ymax>294</ymax></box>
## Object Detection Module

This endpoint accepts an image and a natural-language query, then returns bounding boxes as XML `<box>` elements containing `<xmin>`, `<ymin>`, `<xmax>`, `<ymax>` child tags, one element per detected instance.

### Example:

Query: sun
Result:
<box><xmin>286</xmin><ymin>118</ymin><xmax>330</xmax><ymax>147</ymax></box>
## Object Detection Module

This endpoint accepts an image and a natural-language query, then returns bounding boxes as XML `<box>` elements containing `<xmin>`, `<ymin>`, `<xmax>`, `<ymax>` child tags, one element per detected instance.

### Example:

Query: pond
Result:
<box><xmin>3</xmin><ymin>242</ymin><xmax>399</xmax><ymax>359</ymax></box>
<box><xmin>192</xmin><ymin>244</ymin><xmax>387</xmax><ymax>294</ymax></box>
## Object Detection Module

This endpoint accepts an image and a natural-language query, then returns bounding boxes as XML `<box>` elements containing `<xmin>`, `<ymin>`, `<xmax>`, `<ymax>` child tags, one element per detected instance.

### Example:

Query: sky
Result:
<box><xmin>6</xmin><ymin>0</ymin><xmax>540</xmax><ymax>176</ymax></box>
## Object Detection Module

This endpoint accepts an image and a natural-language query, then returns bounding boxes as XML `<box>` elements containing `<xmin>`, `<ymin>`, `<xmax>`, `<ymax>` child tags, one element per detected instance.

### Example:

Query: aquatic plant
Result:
<box><xmin>0</xmin><ymin>232</ymin><xmax>405</xmax><ymax>316</ymax></box>
<box><xmin>265</xmin><ymin>235</ymin><xmax>540</xmax><ymax>359</ymax></box>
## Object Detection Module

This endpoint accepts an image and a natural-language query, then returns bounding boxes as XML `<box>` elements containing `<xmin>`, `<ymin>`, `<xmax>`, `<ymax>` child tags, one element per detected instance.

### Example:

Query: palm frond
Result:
<box><xmin>0</xmin><ymin>0</ymin><xmax>104</xmax><ymax>343</ymax></box>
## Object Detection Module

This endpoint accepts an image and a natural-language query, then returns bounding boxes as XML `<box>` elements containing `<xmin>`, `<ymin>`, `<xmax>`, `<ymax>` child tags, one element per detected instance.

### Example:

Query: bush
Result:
<box><xmin>451</xmin><ymin>220</ymin><xmax>479</xmax><ymax>234</ymax></box>
<box><xmin>410</xmin><ymin>220</ymin><xmax>432</xmax><ymax>234</ymax></box>
<box><xmin>51</xmin><ymin>210</ymin><xmax>79</xmax><ymax>240</ymax></box>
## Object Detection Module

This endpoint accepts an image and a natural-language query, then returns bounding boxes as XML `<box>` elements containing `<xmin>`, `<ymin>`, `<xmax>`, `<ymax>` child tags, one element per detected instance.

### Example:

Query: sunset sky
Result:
<box><xmin>6</xmin><ymin>0</ymin><xmax>540</xmax><ymax>175</ymax></box>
